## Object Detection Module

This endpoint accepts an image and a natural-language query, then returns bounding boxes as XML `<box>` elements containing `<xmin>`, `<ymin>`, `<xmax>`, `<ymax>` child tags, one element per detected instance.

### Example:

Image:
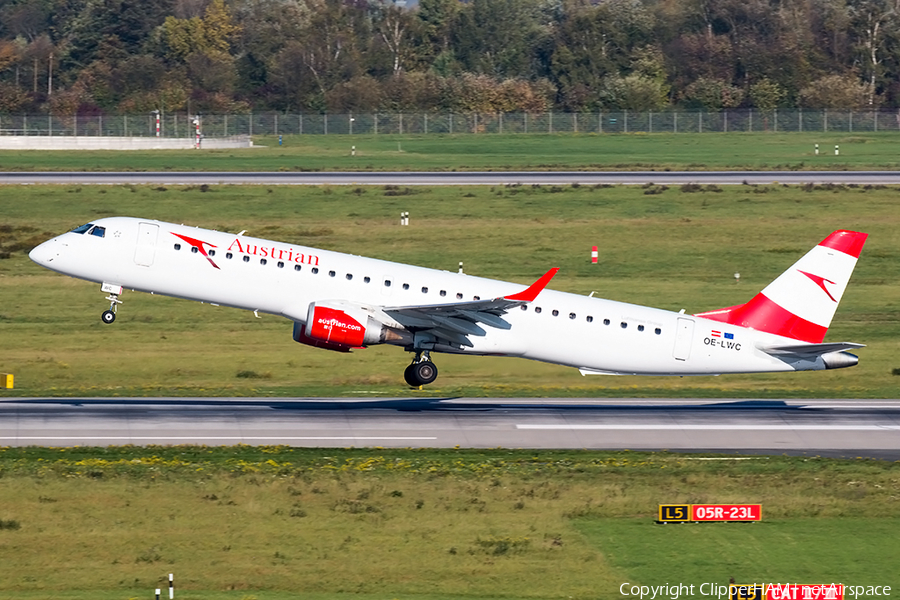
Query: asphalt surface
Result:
<box><xmin>2</xmin><ymin>397</ymin><xmax>898</xmax><ymax>459</ymax></box>
<box><xmin>5</xmin><ymin>170</ymin><xmax>900</xmax><ymax>185</ymax></box>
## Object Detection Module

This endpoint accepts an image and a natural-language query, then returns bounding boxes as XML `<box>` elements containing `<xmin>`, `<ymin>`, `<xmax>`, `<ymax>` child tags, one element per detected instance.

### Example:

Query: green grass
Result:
<box><xmin>1</xmin><ymin>182</ymin><xmax>899</xmax><ymax>397</ymax></box>
<box><xmin>0</xmin><ymin>447</ymin><xmax>898</xmax><ymax>599</ymax></box>
<box><xmin>1</xmin><ymin>132</ymin><xmax>900</xmax><ymax>171</ymax></box>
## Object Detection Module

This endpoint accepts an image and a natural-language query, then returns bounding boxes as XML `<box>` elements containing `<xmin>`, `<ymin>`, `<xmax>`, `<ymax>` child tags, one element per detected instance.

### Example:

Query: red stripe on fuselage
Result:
<box><xmin>719</xmin><ymin>293</ymin><xmax>828</xmax><ymax>343</ymax></box>
<box><xmin>819</xmin><ymin>230</ymin><xmax>868</xmax><ymax>258</ymax></box>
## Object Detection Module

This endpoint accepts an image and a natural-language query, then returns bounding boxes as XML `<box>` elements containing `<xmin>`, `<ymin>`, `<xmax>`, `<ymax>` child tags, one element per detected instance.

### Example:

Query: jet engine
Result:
<box><xmin>293</xmin><ymin>301</ymin><xmax>409</xmax><ymax>352</ymax></box>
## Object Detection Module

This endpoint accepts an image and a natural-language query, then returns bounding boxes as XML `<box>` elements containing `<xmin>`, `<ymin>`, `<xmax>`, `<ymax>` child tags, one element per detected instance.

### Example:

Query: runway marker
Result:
<box><xmin>516</xmin><ymin>424</ymin><xmax>900</xmax><ymax>431</ymax></box>
<box><xmin>6</xmin><ymin>436</ymin><xmax>438</xmax><ymax>441</ymax></box>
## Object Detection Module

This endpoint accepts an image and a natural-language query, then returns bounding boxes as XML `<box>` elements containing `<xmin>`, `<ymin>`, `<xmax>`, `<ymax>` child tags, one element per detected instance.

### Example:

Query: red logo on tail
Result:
<box><xmin>798</xmin><ymin>270</ymin><xmax>837</xmax><ymax>302</ymax></box>
<box><xmin>171</xmin><ymin>232</ymin><xmax>220</xmax><ymax>269</ymax></box>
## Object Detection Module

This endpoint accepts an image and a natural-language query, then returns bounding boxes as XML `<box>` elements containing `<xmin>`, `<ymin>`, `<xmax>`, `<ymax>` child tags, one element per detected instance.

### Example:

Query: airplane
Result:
<box><xmin>29</xmin><ymin>218</ymin><xmax>867</xmax><ymax>387</ymax></box>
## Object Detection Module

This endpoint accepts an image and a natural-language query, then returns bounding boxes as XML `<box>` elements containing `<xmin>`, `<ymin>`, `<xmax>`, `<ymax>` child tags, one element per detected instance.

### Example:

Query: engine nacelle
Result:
<box><xmin>293</xmin><ymin>301</ymin><xmax>409</xmax><ymax>352</ymax></box>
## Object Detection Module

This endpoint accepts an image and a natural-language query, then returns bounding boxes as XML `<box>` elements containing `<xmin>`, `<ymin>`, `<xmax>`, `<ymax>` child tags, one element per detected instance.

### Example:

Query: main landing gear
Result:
<box><xmin>404</xmin><ymin>351</ymin><xmax>438</xmax><ymax>387</ymax></box>
<box><xmin>100</xmin><ymin>283</ymin><xmax>123</xmax><ymax>324</ymax></box>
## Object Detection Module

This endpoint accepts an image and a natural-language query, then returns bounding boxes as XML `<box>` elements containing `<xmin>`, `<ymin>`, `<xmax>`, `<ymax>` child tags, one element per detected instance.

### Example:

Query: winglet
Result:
<box><xmin>504</xmin><ymin>268</ymin><xmax>559</xmax><ymax>302</ymax></box>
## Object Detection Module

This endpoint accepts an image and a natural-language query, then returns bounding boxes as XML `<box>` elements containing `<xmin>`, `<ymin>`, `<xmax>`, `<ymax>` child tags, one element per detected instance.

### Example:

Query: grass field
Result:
<box><xmin>0</xmin><ymin>446</ymin><xmax>897</xmax><ymax>600</ymax></box>
<box><xmin>2</xmin><ymin>182</ymin><xmax>899</xmax><ymax>397</ymax></box>
<box><xmin>1</xmin><ymin>132</ymin><xmax>900</xmax><ymax>172</ymax></box>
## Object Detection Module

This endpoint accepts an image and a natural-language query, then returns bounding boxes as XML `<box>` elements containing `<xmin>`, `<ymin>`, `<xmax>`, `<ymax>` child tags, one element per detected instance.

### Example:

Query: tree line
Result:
<box><xmin>1</xmin><ymin>0</ymin><xmax>898</xmax><ymax>116</ymax></box>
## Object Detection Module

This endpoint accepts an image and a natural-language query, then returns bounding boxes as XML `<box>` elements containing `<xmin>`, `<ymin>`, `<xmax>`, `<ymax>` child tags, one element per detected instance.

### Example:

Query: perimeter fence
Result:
<box><xmin>3</xmin><ymin>109</ymin><xmax>900</xmax><ymax>137</ymax></box>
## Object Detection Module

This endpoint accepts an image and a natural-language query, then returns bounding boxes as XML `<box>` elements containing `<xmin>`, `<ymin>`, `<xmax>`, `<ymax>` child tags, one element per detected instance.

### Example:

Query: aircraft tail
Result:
<box><xmin>694</xmin><ymin>230</ymin><xmax>867</xmax><ymax>343</ymax></box>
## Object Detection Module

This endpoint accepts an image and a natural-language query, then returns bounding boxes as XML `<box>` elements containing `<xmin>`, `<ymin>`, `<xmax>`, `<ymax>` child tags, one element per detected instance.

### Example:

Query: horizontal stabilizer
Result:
<box><xmin>760</xmin><ymin>341</ymin><xmax>865</xmax><ymax>356</ymax></box>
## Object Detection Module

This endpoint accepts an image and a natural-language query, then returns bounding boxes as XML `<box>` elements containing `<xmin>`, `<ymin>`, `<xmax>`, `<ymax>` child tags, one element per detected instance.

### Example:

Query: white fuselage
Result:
<box><xmin>29</xmin><ymin>217</ymin><xmax>822</xmax><ymax>376</ymax></box>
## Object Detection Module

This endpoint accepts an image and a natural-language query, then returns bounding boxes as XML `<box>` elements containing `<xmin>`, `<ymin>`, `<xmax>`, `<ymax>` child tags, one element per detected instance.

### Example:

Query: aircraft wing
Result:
<box><xmin>383</xmin><ymin>268</ymin><xmax>558</xmax><ymax>348</ymax></box>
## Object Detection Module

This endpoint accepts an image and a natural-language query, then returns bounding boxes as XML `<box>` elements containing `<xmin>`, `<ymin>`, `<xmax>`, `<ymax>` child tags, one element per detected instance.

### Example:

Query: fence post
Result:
<box><xmin>249</xmin><ymin>112</ymin><xmax>253</xmax><ymax>137</ymax></box>
<box><xmin>275</xmin><ymin>113</ymin><xmax>278</xmax><ymax>136</ymax></box>
<box><xmin>224</xmin><ymin>114</ymin><xmax>228</xmax><ymax>136</ymax></box>
<box><xmin>723</xmin><ymin>111</ymin><xmax>727</xmax><ymax>133</ymax></box>
<box><xmin>499</xmin><ymin>112</ymin><xmax>502</xmax><ymax>134</ymax></box>
<box><xmin>773</xmin><ymin>109</ymin><xmax>777</xmax><ymax>132</ymax></box>
<box><xmin>748</xmin><ymin>110</ymin><xmax>751</xmax><ymax>132</ymax></box>
<box><xmin>824</xmin><ymin>109</ymin><xmax>827</xmax><ymax>131</ymax></box>
<box><xmin>549</xmin><ymin>111</ymin><xmax>552</xmax><ymax>133</ymax></box>
<box><xmin>324</xmin><ymin>114</ymin><xmax>328</xmax><ymax>135</ymax></box>
<box><xmin>849</xmin><ymin>111</ymin><xmax>852</xmax><ymax>132</ymax></box>
<box><xmin>598</xmin><ymin>111</ymin><xmax>602</xmax><ymax>133</ymax></box>
<box><xmin>798</xmin><ymin>108</ymin><xmax>802</xmax><ymax>132</ymax></box>
<box><xmin>674</xmin><ymin>111</ymin><xmax>677</xmax><ymax>133</ymax></box>
<box><xmin>449</xmin><ymin>113</ymin><xmax>452</xmax><ymax>134</ymax></box>
<box><xmin>649</xmin><ymin>111</ymin><xmax>652</xmax><ymax>133</ymax></box>
<box><xmin>525</xmin><ymin>112</ymin><xmax>528</xmax><ymax>133</ymax></box>
<box><xmin>424</xmin><ymin>113</ymin><xmax>428</xmax><ymax>134</ymax></box>
<box><xmin>624</xmin><ymin>109</ymin><xmax>628</xmax><ymax>133</ymax></box>
<box><xmin>699</xmin><ymin>111</ymin><xmax>702</xmax><ymax>133</ymax></box>
<box><xmin>400</xmin><ymin>112</ymin><xmax>403</xmax><ymax>135</ymax></box>
<box><xmin>874</xmin><ymin>110</ymin><xmax>878</xmax><ymax>132</ymax></box>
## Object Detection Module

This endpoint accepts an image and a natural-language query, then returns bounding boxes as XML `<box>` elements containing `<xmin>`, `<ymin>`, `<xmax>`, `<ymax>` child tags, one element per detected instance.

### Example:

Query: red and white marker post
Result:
<box><xmin>591</xmin><ymin>246</ymin><xmax>598</xmax><ymax>264</ymax></box>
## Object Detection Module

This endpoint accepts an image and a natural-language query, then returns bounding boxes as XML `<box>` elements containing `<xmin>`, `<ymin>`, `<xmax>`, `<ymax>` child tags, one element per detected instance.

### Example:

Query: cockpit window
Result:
<box><xmin>88</xmin><ymin>226</ymin><xmax>106</xmax><ymax>238</ymax></box>
<box><xmin>71</xmin><ymin>223</ymin><xmax>93</xmax><ymax>234</ymax></box>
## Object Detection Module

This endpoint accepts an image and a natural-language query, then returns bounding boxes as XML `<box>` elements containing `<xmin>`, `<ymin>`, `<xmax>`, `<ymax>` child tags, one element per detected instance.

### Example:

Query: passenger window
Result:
<box><xmin>569</xmin><ymin>313</ymin><xmax>576</xmax><ymax>319</ymax></box>
<box><xmin>552</xmin><ymin>310</ymin><xmax>559</xmax><ymax>316</ymax></box>
<box><xmin>277</xmin><ymin>261</ymin><xmax>284</xmax><ymax>268</ymax></box>
<box><xmin>520</xmin><ymin>305</ymin><xmax>527</xmax><ymax>310</ymax></box>
<box><xmin>174</xmin><ymin>244</ymin><xmax>181</xmax><ymax>250</ymax></box>
<box><xmin>329</xmin><ymin>271</ymin><xmax>335</xmax><ymax>277</ymax></box>
<box><xmin>364</xmin><ymin>276</ymin><xmax>371</xmax><ymax>283</ymax></box>
<box><xmin>312</xmin><ymin>267</ymin><xmax>319</xmax><ymax>274</ymax></box>
<box><xmin>620</xmin><ymin>322</ymin><xmax>627</xmax><ymax>329</ymax></box>
<box><xmin>384</xmin><ymin>280</ymin><xmax>391</xmax><ymax>287</ymax></box>
<box><xmin>603</xmin><ymin>319</ymin><xmax>610</xmax><ymax>325</ymax></box>
<box><xmin>294</xmin><ymin>265</ymin><xmax>301</xmax><ymax>271</ymax></box>
<box><xmin>209</xmin><ymin>250</ymin><xmax>216</xmax><ymax>257</ymax></box>
<box><xmin>422</xmin><ymin>287</ymin><xmax>428</xmax><ymax>293</ymax></box>
<box><xmin>473</xmin><ymin>296</ymin><xmax>480</xmax><ymax>300</ymax></box>
<box><xmin>638</xmin><ymin>325</ymin><xmax>645</xmax><ymax>332</ymax></box>
<box><xmin>655</xmin><ymin>328</ymin><xmax>662</xmax><ymax>335</ymax></box>
<box><xmin>402</xmin><ymin>283</ymin><xmax>409</xmax><ymax>290</ymax></box>
<box><xmin>260</xmin><ymin>259</ymin><xmax>267</xmax><ymax>265</ymax></box>
<box><xmin>226</xmin><ymin>252</ymin><xmax>233</xmax><ymax>259</ymax></box>
<box><xmin>586</xmin><ymin>316</ymin><xmax>593</xmax><ymax>322</ymax></box>
<box><xmin>191</xmin><ymin>247</ymin><xmax>199</xmax><ymax>254</ymax></box>
<box><xmin>346</xmin><ymin>274</ymin><xmax>353</xmax><ymax>280</ymax></box>
<box><xmin>535</xmin><ymin>307</ymin><xmax>542</xmax><ymax>314</ymax></box>
<box><xmin>456</xmin><ymin>293</ymin><xmax>463</xmax><ymax>299</ymax></box>
<box><xmin>440</xmin><ymin>290</ymin><xmax>446</xmax><ymax>296</ymax></box>
<box><xmin>243</xmin><ymin>256</ymin><xmax>250</xmax><ymax>263</ymax></box>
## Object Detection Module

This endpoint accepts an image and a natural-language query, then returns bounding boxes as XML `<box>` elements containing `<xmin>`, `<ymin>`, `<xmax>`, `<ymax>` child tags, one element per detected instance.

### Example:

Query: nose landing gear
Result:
<box><xmin>100</xmin><ymin>283</ymin><xmax>123</xmax><ymax>324</ymax></box>
<box><xmin>404</xmin><ymin>351</ymin><xmax>438</xmax><ymax>387</ymax></box>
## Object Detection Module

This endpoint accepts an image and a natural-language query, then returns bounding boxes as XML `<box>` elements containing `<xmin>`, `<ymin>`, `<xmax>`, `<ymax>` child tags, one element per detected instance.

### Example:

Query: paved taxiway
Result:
<box><xmin>1</xmin><ymin>398</ymin><xmax>898</xmax><ymax>459</ymax></box>
<box><xmin>6</xmin><ymin>170</ymin><xmax>900</xmax><ymax>186</ymax></box>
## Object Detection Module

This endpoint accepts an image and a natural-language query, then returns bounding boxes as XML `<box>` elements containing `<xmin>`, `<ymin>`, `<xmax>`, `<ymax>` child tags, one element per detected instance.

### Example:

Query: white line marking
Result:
<box><xmin>4</xmin><ymin>436</ymin><xmax>438</xmax><ymax>441</ymax></box>
<box><xmin>516</xmin><ymin>424</ymin><xmax>900</xmax><ymax>431</ymax></box>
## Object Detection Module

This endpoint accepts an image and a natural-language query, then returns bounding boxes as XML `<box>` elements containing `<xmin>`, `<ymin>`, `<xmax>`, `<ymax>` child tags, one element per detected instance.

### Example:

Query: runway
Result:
<box><xmin>4</xmin><ymin>170</ymin><xmax>900</xmax><ymax>186</ymax></box>
<box><xmin>2</xmin><ymin>397</ymin><xmax>899</xmax><ymax>459</ymax></box>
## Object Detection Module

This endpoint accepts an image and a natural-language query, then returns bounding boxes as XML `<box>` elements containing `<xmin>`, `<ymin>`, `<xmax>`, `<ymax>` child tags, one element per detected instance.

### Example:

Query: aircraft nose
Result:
<box><xmin>29</xmin><ymin>239</ymin><xmax>59</xmax><ymax>266</ymax></box>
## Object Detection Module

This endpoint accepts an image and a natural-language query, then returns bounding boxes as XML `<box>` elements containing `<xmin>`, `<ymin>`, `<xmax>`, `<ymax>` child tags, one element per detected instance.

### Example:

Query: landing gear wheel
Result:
<box><xmin>405</xmin><ymin>361</ymin><xmax>438</xmax><ymax>387</ymax></box>
<box><xmin>101</xmin><ymin>310</ymin><xmax>116</xmax><ymax>324</ymax></box>
<box><xmin>404</xmin><ymin>363</ymin><xmax>419</xmax><ymax>387</ymax></box>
